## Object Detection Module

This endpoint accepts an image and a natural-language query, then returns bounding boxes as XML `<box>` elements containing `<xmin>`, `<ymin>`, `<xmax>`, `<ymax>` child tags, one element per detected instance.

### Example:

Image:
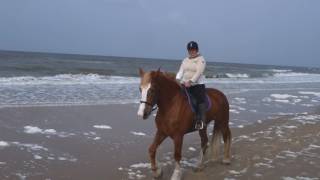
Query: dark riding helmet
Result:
<box><xmin>187</xmin><ymin>41</ymin><xmax>199</xmax><ymax>51</ymax></box>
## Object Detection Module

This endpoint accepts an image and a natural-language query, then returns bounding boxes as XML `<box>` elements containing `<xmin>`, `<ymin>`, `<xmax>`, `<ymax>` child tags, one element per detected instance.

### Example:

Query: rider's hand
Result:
<box><xmin>184</xmin><ymin>81</ymin><xmax>192</xmax><ymax>87</ymax></box>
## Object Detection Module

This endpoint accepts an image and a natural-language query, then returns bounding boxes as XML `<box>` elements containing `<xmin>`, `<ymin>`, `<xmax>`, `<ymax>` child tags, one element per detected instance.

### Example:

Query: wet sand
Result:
<box><xmin>184</xmin><ymin>111</ymin><xmax>320</xmax><ymax>180</ymax></box>
<box><xmin>0</xmin><ymin>104</ymin><xmax>319</xmax><ymax>180</ymax></box>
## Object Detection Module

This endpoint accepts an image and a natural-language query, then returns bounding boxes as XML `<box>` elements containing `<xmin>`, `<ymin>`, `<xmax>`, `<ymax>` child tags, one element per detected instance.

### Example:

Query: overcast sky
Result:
<box><xmin>0</xmin><ymin>0</ymin><xmax>319</xmax><ymax>67</ymax></box>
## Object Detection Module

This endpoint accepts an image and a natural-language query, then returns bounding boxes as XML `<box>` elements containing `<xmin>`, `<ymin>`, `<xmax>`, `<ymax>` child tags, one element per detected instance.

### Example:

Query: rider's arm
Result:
<box><xmin>176</xmin><ymin>60</ymin><xmax>185</xmax><ymax>82</ymax></box>
<box><xmin>190</xmin><ymin>56</ymin><xmax>206</xmax><ymax>83</ymax></box>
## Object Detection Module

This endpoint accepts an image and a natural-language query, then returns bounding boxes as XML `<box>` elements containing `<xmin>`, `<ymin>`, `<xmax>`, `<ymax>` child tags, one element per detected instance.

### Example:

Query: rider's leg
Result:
<box><xmin>196</xmin><ymin>103</ymin><xmax>206</xmax><ymax>129</ymax></box>
<box><xmin>191</xmin><ymin>84</ymin><xmax>206</xmax><ymax>130</ymax></box>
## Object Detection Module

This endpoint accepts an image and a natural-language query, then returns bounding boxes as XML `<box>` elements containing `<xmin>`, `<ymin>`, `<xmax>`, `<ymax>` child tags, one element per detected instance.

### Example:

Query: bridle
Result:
<box><xmin>139</xmin><ymin>84</ymin><xmax>158</xmax><ymax>113</ymax></box>
<box><xmin>139</xmin><ymin>100</ymin><xmax>158</xmax><ymax>112</ymax></box>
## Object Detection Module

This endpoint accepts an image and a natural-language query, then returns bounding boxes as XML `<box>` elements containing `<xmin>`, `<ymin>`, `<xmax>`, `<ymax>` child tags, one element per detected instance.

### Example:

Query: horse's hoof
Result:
<box><xmin>152</xmin><ymin>167</ymin><xmax>163</xmax><ymax>179</ymax></box>
<box><xmin>222</xmin><ymin>159</ymin><xmax>231</xmax><ymax>165</ymax></box>
<box><xmin>209</xmin><ymin>158</ymin><xmax>219</xmax><ymax>163</ymax></box>
<box><xmin>193</xmin><ymin>165</ymin><xmax>204</xmax><ymax>172</ymax></box>
<box><xmin>170</xmin><ymin>169</ymin><xmax>182</xmax><ymax>180</ymax></box>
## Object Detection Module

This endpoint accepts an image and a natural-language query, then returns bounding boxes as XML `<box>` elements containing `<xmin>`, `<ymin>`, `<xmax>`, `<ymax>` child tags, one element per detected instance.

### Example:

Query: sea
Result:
<box><xmin>1</xmin><ymin>50</ymin><xmax>320</xmax><ymax>179</ymax></box>
<box><xmin>1</xmin><ymin>50</ymin><xmax>320</xmax><ymax>126</ymax></box>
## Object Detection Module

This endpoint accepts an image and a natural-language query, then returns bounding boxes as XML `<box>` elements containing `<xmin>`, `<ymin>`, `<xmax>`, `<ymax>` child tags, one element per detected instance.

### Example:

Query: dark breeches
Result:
<box><xmin>186</xmin><ymin>84</ymin><xmax>206</xmax><ymax>105</ymax></box>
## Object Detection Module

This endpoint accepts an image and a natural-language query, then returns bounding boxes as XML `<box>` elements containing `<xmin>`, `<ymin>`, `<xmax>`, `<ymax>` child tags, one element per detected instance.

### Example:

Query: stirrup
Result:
<box><xmin>195</xmin><ymin>121</ymin><xmax>204</xmax><ymax>130</ymax></box>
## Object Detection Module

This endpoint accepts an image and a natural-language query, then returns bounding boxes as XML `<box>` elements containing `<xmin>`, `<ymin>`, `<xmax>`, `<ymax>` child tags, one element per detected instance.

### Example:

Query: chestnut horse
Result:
<box><xmin>137</xmin><ymin>68</ymin><xmax>231</xmax><ymax>180</ymax></box>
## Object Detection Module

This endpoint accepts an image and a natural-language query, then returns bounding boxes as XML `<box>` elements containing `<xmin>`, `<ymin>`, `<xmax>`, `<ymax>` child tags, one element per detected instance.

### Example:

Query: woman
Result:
<box><xmin>176</xmin><ymin>41</ymin><xmax>207</xmax><ymax>130</ymax></box>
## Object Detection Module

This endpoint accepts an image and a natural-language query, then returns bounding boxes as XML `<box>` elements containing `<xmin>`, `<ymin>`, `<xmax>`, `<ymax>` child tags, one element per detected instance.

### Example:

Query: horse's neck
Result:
<box><xmin>157</xmin><ymin>76</ymin><xmax>181</xmax><ymax>110</ymax></box>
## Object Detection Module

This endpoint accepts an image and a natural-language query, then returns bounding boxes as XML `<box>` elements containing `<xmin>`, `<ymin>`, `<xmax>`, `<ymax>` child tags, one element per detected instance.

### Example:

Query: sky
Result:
<box><xmin>0</xmin><ymin>0</ymin><xmax>319</xmax><ymax>67</ymax></box>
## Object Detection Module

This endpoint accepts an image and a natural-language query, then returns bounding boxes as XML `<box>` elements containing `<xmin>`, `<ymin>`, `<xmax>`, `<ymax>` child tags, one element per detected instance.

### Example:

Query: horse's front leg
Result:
<box><xmin>149</xmin><ymin>130</ymin><xmax>167</xmax><ymax>178</ymax></box>
<box><xmin>194</xmin><ymin>128</ymin><xmax>209</xmax><ymax>171</ymax></box>
<box><xmin>171</xmin><ymin>135</ymin><xmax>183</xmax><ymax>180</ymax></box>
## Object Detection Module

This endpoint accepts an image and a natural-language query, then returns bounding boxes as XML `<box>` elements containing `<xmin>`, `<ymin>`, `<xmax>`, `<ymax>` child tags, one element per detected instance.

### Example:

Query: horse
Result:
<box><xmin>137</xmin><ymin>68</ymin><xmax>231</xmax><ymax>180</ymax></box>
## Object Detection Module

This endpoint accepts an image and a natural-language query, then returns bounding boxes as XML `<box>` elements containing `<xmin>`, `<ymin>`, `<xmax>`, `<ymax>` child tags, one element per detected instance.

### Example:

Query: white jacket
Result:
<box><xmin>176</xmin><ymin>55</ymin><xmax>206</xmax><ymax>84</ymax></box>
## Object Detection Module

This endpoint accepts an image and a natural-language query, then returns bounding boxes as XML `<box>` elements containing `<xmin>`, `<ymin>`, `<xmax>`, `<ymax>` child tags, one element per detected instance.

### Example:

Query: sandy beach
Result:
<box><xmin>0</xmin><ymin>104</ymin><xmax>319</xmax><ymax>180</ymax></box>
<box><xmin>184</xmin><ymin>109</ymin><xmax>320</xmax><ymax>180</ymax></box>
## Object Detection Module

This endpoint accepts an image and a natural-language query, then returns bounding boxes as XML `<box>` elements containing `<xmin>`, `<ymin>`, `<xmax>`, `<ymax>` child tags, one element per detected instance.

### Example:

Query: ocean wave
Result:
<box><xmin>206</xmin><ymin>73</ymin><xmax>320</xmax><ymax>84</ymax></box>
<box><xmin>273</xmin><ymin>72</ymin><xmax>317</xmax><ymax>77</ymax></box>
<box><xmin>225</xmin><ymin>73</ymin><xmax>250</xmax><ymax>78</ymax></box>
<box><xmin>269</xmin><ymin>69</ymin><xmax>292</xmax><ymax>73</ymax></box>
<box><xmin>1</xmin><ymin>71</ymin><xmax>320</xmax><ymax>86</ymax></box>
<box><xmin>0</xmin><ymin>74</ymin><xmax>140</xmax><ymax>85</ymax></box>
<box><xmin>0</xmin><ymin>100</ymin><xmax>139</xmax><ymax>108</ymax></box>
<box><xmin>211</xmin><ymin>70</ymin><xmax>319</xmax><ymax>79</ymax></box>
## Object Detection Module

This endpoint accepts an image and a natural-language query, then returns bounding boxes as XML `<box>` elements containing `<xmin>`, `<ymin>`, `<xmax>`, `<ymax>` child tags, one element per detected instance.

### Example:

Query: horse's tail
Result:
<box><xmin>210</xmin><ymin>109</ymin><xmax>231</xmax><ymax>162</ymax></box>
<box><xmin>211</xmin><ymin>122</ymin><xmax>222</xmax><ymax>161</ymax></box>
<box><xmin>206</xmin><ymin>88</ymin><xmax>231</xmax><ymax>162</ymax></box>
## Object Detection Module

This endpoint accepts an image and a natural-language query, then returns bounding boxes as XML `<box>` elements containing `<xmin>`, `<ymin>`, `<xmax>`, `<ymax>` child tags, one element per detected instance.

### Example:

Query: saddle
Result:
<box><xmin>181</xmin><ymin>87</ymin><xmax>212</xmax><ymax>113</ymax></box>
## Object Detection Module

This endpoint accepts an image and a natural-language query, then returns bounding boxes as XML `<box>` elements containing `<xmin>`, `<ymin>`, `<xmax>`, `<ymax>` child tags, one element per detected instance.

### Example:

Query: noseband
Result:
<box><xmin>140</xmin><ymin>100</ymin><xmax>158</xmax><ymax>112</ymax></box>
<box><xmin>140</xmin><ymin>88</ymin><xmax>158</xmax><ymax>113</ymax></box>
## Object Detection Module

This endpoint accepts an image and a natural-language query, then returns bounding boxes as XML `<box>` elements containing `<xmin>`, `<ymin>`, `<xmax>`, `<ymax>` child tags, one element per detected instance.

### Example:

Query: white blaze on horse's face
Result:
<box><xmin>137</xmin><ymin>83</ymin><xmax>151</xmax><ymax>119</ymax></box>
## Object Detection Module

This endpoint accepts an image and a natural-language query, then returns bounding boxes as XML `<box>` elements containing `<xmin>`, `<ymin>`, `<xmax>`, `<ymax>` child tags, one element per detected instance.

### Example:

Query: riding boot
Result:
<box><xmin>195</xmin><ymin>103</ymin><xmax>206</xmax><ymax>130</ymax></box>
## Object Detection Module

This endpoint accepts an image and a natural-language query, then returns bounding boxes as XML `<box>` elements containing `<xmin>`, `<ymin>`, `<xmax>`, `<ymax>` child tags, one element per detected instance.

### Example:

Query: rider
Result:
<box><xmin>176</xmin><ymin>41</ymin><xmax>207</xmax><ymax>130</ymax></box>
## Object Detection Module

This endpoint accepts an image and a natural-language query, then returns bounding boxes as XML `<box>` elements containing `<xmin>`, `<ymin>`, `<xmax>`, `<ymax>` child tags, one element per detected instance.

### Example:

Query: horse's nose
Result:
<box><xmin>137</xmin><ymin>104</ymin><xmax>145</xmax><ymax>117</ymax></box>
<box><xmin>137</xmin><ymin>111</ymin><xmax>143</xmax><ymax>118</ymax></box>
<box><xmin>143</xmin><ymin>113</ymin><xmax>148</xmax><ymax>119</ymax></box>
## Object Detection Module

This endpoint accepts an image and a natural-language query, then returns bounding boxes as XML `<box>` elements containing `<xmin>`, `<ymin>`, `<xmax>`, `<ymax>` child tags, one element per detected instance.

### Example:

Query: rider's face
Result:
<box><xmin>188</xmin><ymin>49</ymin><xmax>198</xmax><ymax>58</ymax></box>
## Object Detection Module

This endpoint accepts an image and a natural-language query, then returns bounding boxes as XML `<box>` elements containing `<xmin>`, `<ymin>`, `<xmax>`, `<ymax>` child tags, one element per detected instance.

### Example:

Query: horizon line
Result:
<box><xmin>0</xmin><ymin>49</ymin><xmax>318</xmax><ymax>69</ymax></box>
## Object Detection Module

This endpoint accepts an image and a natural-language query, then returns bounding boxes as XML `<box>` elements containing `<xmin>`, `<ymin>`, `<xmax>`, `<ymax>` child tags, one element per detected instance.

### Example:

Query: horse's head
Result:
<box><xmin>137</xmin><ymin>68</ymin><xmax>161</xmax><ymax>120</ymax></box>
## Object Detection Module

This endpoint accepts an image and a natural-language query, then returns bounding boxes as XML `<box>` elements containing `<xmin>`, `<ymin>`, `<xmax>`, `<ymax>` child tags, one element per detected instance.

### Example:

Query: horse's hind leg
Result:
<box><xmin>195</xmin><ymin>128</ymin><xmax>209</xmax><ymax>171</ymax></box>
<box><xmin>210</xmin><ymin>123</ymin><xmax>221</xmax><ymax>162</ymax></box>
<box><xmin>149</xmin><ymin>130</ymin><xmax>167</xmax><ymax>178</ymax></box>
<box><xmin>221</xmin><ymin>125</ymin><xmax>232</xmax><ymax>164</ymax></box>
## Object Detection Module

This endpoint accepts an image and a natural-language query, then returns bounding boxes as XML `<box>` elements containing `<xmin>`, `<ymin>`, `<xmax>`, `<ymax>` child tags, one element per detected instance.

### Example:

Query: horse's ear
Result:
<box><xmin>156</xmin><ymin>66</ymin><xmax>161</xmax><ymax>74</ymax></box>
<box><xmin>139</xmin><ymin>68</ymin><xmax>144</xmax><ymax>77</ymax></box>
<box><xmin>155</xmin><ymin>67</ymin><xmax>161</xmax><ymax>77</ymax></box>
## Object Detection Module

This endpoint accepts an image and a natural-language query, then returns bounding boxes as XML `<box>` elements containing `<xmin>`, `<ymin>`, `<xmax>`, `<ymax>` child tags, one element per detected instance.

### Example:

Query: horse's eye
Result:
<box><xmin>139</xmin><ymin>87</ymin><xmax>142</xmax><ymax>92</ymax></box>
<box><xmin>149</xmin><ymin>87</ymin><xmax>156</xmax><ymax>95</ymax></box>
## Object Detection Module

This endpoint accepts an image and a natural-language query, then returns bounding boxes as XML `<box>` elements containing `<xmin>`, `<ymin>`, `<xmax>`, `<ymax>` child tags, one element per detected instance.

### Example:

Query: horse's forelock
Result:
<box><xmin>140</xmin><ymin>72</ymin><xmax>152</xmax><ymax>87</ymax></box>
<box><xmin>147</xmin><ymin>71</ymin><xmax>159</xmax><ymax>86</ymax></box>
